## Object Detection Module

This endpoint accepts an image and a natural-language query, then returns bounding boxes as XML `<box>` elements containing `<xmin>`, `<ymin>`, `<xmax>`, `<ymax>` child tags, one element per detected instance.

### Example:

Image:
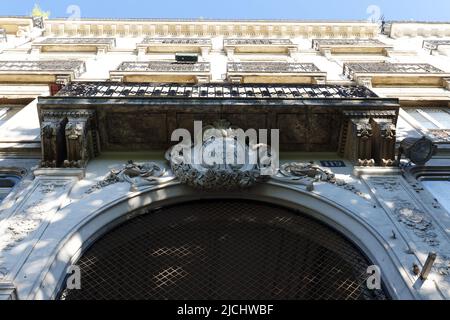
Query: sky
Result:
<box><xmin>0</xmin><ymin>0</ymin><xmax>449</xmax><ymax>21</ymax></box>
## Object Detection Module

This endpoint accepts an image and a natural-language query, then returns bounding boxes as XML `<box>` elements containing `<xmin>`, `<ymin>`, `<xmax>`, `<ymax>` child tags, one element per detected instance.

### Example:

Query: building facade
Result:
<box><xmin>0</xmin><ymin>16</ymin><xmax>449</xmax><ymax>300</ymax></box>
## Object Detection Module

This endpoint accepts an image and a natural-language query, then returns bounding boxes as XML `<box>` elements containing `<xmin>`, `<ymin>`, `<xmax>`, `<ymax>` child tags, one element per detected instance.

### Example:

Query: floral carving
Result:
<box><xmin>86</xmin><ymin>160</ymin><xmax>174</xmax><ymax>193</ymax></box>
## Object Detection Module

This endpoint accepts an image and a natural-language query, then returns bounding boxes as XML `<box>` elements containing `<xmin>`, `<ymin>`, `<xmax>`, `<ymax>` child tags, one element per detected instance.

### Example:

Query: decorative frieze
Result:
<box><xmin>42</xmin><ymin>20</ymin><xmax>379</xmax><ymax>38</ymax></box>
<box><xmin>365</xmin><ymin>176</ymin><xmax>449</xmax><ymax>255</ymax></box>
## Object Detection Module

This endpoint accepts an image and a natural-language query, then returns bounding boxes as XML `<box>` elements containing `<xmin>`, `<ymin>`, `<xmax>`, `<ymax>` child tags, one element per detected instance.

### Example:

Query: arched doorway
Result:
<box><xmin>59</xmin><ymin>199</ymin><xmax>388</xmax><ymax>300</ymax></box>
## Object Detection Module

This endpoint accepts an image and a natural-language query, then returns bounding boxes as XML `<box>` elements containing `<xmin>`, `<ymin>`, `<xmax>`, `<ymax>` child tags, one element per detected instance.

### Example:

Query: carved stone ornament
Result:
<box><xmin>86</xmin><ymin>161</ymin><xmax>175</xmax><ymax>193</ymax></box>
<box><xmin>271</xmin><ymin>162</ymin><xmax>335</xmax><ymax>191</ymax></box>
<box><xmin>165</xmin><ymin>120</ymin><xmax>273</xmax><ymax>190</ymax></box>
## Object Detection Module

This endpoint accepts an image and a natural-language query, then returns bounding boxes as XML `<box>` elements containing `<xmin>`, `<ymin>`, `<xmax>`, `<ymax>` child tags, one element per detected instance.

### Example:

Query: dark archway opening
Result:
<box><xmin>60</xmin><ymin>199</ymin><xmax>388</xmax><ymax>300</ymax></box>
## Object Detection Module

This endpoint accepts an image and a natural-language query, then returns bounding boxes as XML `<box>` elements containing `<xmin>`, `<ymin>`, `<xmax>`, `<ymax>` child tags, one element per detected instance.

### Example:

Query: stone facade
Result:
<box><xmin>0</xmin><ymin>16</ymin><xmax>450</xmax><ymax>300</ymax></box>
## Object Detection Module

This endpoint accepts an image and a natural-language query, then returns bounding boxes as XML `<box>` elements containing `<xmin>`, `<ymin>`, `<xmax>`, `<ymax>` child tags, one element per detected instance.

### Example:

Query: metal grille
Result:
<box><xmin>60</xmin><ymin>200</ymin><xmax>388</xmax><ymax>300</ymax></box>
<box><xmin>56</xmin><ymin>82</ymin><xmax>378</xmax><ymax>98</ymax></box>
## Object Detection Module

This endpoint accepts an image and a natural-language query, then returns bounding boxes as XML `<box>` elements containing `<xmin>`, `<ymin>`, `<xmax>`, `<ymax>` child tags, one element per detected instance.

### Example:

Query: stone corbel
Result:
<box><xmin>55</xmin><ymin>75</ymin><xmax>71</xmax><ymax>86</ymax></box>
<box><xmin>384</xmin><ymin>48</ymin><xmax>394</xmax><ymax>57</ymax></box>
<box><xmin>97</xmin><ymin>45</ymin><xmax>108</xmax><ymax>55</ymax></box>
<box><xmin>370</xmin><ymin>118</ymin><xmax>397</xmax><ymax>167</ymax></box>
<box><xmin>313</xmin><ymin>76</ymin><xmax>327</xmax><ymax>85</ymax></box>
<box><xmin>200</xmin><ymin>46</ymin><xmax>210</xmax><ymax>58</ymax></box>
<box><xmin>41</xmin><ymin>112</ymin><xmax>68</xmax><ymax>168</ymax></box>
<box><xmin>287</xmin><ymin>46</ymin><xmax>298</xmax><ymax>57</ymax></box>
<box><xmin>110</xmin><ymin>75</ymin><xmax>124</xmax><ymax>82</ymax></box>
<box><xmin>322</xmin><ymin>48</ymin><xmax>332</xmax><ymax>58</ymax></box>
<box><xmin>195</xmin><ymin>75</ymin><xmax>210</xmax><ymax>84</ymax></box>
<box><xmin>137</xmin><ymin>46</ymin><xmax>147</xmax><ymax>58</ymax></box>
<box><xmin>30</xmin><ymin>45</ymin><xmax>41</xmax><ymax>55</ymax></box>
<box><xmin>226</xmin><ymin>47</ymin><xmax>235</xmax><ymax>59</ymax></box>
<box><xmin>41</xmin><ymin>110</ymin><xmax>99</xmax><ymax>168</ymax></box>
<box><xmin>228</xmin><ymin>75</ymin><xmax>242</xmax><ymax>84</ymax></box>
<box><xmin>64</xmin><ymin>110</ymin><xmax>97</xmax><ymax>168</ymax></box>
<box><xmin>344</xmin><ymin>119</ymin><xmax>374</xmax><ymax>166</ymax></box>
<box><xmin>443</xmin><ymin>78</ymin><xmax>450</xmax><ymax>90</ymax></box>
<box><xmin>356</xmin><ymin>76</ymin><xmax>373</xmax><ymax>89</ymax></box>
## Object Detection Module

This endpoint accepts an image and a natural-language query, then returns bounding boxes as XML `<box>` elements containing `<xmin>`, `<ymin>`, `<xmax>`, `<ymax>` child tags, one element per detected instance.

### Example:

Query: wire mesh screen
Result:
<box><xmin>60</xmin><ymin>200</ymin><xmax>388</xmax><ymax>300</ymax></box>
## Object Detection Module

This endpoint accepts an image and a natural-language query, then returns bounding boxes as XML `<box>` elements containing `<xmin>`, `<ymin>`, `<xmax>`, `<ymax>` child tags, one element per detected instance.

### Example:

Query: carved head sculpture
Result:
<box><xmin>65</xmin><ymin>121</ymin><xmax>84</xmax><ymax>140</ymax></box>
<box><xmin>355</xmin><ymin>122</ymin><xmax>372</xmax><ymax>139</ymax></box>
<box><xmin>41</xmin><ymin>123</ymin><xmax>56</xmax><ymax>139</ymax></box>
<box><xmin>381</xmin><ymin>122</ymin><xmax>397</xmax><ymax>140</ymax></box>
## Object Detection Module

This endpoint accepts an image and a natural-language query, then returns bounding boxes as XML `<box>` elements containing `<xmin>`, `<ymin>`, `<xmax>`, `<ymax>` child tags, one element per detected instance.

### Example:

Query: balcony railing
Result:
<box><xmin>228</xmin><ymin>62</ymin><xmax>321</xmax><ymax>73</ymax></box>
<box><xmin>312</xmin><ymin>38</ymin><xmax>387</xmax><ymax>50</ymax></box>
<box><xmin>224</xmin><ymin>39</ymin><xmax>293</xmax><ymax>46</ymax></box>
<box><xmin>36</xmin><ymin>37</ymin><xmax>116</xmax><ymax>46</ymax></box>
<box><xmin>141</xmin><ymin>37</ymin><xmax>211</xmax><ymax>45</ymax></box>
<box><xmin>422</xmin><ymin>40</ymin><xmax>450</xmax><ymax>51</ymax></box>
<box><xmin>0</xmin><ymin>60</ymin><xmax>86</xmax><ymax>75</ymax></box>
<box><xmin>56</xmin><ymin>82</ymin><xmax>378</xmax><ymax>99</ymax></box>
<box><xmin>344</xmin><ymin>62</ymin><xmax>445</xmax><ymax>77</ymax></box>
<box><xmin>116</xmin><ymin>61</ymin><xmax>210</xmax><ymax>73</ymax></box>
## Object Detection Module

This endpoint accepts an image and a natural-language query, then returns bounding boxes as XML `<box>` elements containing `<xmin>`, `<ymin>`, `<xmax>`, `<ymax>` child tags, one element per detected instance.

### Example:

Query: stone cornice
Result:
<box><xmin>383</xmin><ymin>21</ymin><xmax>450</xmax><ymax>38</ymax></box>
<box><xmin>42</xmin><ymin>19</ymin><xmax>380</xmax><ymax>38</ymax></box>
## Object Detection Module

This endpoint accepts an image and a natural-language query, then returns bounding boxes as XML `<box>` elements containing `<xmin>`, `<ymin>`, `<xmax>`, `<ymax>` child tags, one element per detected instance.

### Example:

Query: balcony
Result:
<box><xmin>423</xmin><ymin>40</ymin><xmax>450</xmax><ymax>55</ymax></box>
<box><xmin>0</xmin><ymin>60</ymin><xmax>86</xmax><ymax>84</ymax></box>
<box><xmin>227</xmin><ymin>62</ymin><xmax>326</xmax><ymax>84</ymax></box>
<box><xmin>312</xmin><ymin>39</ymin><xmax>393</xmax><ymax>56</ymax></box>
<box><xmin>56</xmin><ymin>82</ymin><xmax>378</xmax><ymax>99</ymax></box>
<box><xmin>224</xmin><ymin>38</ymin><xmax>297</xmax><ymax>56</ymax></box>
<box><xmin>137</xmin><ymin>37</ymin><xmax>212</xmax><ymax>57</ymax></box>
<box><xmin>343</xmin><ymin>62</ymin><xmax>450</xmax><ymax>88</ymax></box>
<box><xmin>32</xmin><ymin>38</ymin><xmax>116</xmax><ymax>54</ymax></box>
<box><xmin>110</xmin><ymin>61</ymin><xmax>211</xmax><ymax>83</ymax></box>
